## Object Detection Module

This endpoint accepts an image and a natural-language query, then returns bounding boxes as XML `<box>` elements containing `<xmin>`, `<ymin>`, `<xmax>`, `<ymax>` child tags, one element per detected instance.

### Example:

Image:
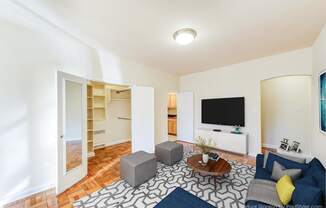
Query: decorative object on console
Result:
<box><xmin>319</xmin><ymin>70</ymin><xmax>326</xmax><ymax>133</ymax></box>
<box><xmin>231</xmin><ymin>126</ymin><xmax>242</xmax><ymax>134</ymax></box>
<box><xmin>235</xmin><ymin>126</ymin><xmax>241</xmax><ymax>133</ymax></box>
<box><xmin>279</xmin><ymin>138</ymin><xmax>290</xmax><ymax>151</ymax></box>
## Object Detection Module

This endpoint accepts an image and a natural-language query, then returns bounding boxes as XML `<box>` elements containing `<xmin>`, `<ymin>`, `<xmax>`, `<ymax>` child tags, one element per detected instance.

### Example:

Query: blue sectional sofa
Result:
<box><xmin>246</xmin><ymin>152</ymin><xmax>326</xmax><ymax>207</ymax></box>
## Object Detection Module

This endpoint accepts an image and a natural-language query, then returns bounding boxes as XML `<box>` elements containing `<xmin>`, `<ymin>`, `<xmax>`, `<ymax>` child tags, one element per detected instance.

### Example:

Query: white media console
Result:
<box><xmin>196</xmin><ymin>128</ymin><xmax>248</xmax><ymax>154</ymax></box>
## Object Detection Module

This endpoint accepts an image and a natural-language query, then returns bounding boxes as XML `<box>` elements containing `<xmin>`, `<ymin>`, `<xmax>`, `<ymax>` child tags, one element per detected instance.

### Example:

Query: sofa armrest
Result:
<box><xmin>256</xmin><ymin>154</ymin><xmax>264</xmax><ymax>169</ymax></box>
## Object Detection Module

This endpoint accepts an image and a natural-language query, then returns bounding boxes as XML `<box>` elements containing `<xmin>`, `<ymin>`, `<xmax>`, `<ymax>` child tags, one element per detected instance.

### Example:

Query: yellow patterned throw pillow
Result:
<box><xmin>276</xmin><ymin>175</ymin><xmax>295</xmax><ymax>205</ymax></box>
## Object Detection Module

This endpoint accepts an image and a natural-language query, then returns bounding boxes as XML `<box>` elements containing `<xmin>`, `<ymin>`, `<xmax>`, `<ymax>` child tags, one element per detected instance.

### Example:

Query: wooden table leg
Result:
<box><xmin>214</xmin><ymin>176</ymin><xmax>217</xmax><ymax>191</ymax></box>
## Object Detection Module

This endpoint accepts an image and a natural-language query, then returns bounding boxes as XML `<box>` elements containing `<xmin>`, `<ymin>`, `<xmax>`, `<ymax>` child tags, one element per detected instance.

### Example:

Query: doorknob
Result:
<box><xmin>60</xmin><ymin>135</ymin><xmax>64</xmax><ymax>139</ymax></box>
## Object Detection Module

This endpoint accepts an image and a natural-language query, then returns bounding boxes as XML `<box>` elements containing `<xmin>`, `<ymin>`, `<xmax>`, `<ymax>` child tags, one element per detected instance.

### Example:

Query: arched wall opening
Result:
<box><xmin>260</xmin><ymin>75</ymin><xmax>312</xmax><ymax>155</ymax></box>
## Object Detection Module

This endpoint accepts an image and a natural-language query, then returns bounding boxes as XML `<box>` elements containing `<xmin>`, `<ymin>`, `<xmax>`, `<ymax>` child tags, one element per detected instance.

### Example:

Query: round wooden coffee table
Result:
<box><xmin>187</xmin><ymin>154</ymin><xmax>231</xmax><ymax>190</ymax></box>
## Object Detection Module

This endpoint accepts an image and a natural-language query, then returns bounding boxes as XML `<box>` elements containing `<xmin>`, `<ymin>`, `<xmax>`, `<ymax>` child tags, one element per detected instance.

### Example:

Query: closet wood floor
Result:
<box><xmin>5</xmin><ymin>141</ymin><xmax>256</xmax><ymax>208</ymax></box>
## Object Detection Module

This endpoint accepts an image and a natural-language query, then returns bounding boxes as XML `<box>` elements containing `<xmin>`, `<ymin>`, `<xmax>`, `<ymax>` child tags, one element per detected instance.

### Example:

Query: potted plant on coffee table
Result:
<box><xmin>196</xmin><ymin>136</ymin><xmax>213</xmax><ymax>164</ymax></box>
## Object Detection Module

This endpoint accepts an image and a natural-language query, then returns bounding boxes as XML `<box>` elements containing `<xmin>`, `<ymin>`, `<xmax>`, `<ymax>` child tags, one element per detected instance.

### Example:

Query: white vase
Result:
<box><xmin>202</xmin><ymin>153</ymin><xmax>209</xmax><ymax>163</ymax></box>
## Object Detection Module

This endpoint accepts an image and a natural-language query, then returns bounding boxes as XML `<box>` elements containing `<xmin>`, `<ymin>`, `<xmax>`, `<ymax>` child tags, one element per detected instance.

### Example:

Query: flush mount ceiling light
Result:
<box><xmin>173</xmin><ymin>28</ymin><xmax>197</xmax><ymax>45</ymax></box>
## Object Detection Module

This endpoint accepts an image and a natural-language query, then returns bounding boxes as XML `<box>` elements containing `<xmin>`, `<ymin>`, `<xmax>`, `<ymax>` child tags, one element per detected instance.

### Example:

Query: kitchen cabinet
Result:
<box><xmin>168</xmin><ymin>118</ymin><xmax>177</xmax><ymax>135</ymax></box>
<box><xmin>168</xmin><ymin>93</ymin><xmax>177</xmax><ymax>109</ymax></box>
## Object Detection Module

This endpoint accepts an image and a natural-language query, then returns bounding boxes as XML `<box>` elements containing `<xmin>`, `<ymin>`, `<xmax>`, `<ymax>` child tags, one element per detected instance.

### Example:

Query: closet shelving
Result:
<box><xmin>86</xmin><ymin>82</ymin><xmax>108</xmax><ymax>157</ymax></box>
<box><xmin>87</xmin><ymin>84</ymin><xmax>95</xmax><ymax>157</ymax></box>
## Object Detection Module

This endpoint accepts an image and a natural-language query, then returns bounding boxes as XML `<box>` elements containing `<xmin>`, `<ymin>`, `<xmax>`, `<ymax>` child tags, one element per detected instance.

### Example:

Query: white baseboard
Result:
<box><xmin>0</xmin><ymin>182</ymin><xmax>54</xmax><ymax>207</ymax></box>
<box><xmin>248</xmin><ymin>152</ymin><xmax>260</xmax><ymax>157</ymax></box>
<box><xmin>262</xmin><ymin>143</ymin><xmax>278</xmax><ymax>149</ymax></box>
<box><xmin>88</xmin><ymin>151</ymin><xmax>95</xmax><ymax>157</ymax></box>
<box><xmin>105</xmin><ymin>139</ymin><xmax>130</xmax><ymax>147</ymax></box>
<box><xmin>94</xmin><ymin>139</ymin><xmax>131</xmax><ymax>150</ymax></box>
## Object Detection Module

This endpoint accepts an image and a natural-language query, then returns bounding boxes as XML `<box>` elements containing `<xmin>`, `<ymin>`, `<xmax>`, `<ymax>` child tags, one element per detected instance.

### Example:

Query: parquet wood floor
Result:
<box><xmin>5</xmin><ymin>141</ymin><xmax>256</xmax><ymax>208</ymax></box>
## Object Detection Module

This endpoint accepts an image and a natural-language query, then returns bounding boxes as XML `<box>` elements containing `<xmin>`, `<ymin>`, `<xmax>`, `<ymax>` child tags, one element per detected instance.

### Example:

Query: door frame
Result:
<box><xmin>177</xmin><ymin>91</ymin><xmax>194</xmax><ymax>143</ymax></box>
<box><xmin>56</xmin><ymin>75</ymin><xmax>157</xmax><ymax>192</ymax></box>
<box><xmin>131</xmin><ymin>85</ymin><xmax>155</xmax><ymax>153</ymax></box>
<box><xmin>167</xmin><ymin>92</ymin><xmax>178</xmax><ymax>141</ymax></box>
<box><xmin>57</xmin><ymin>71</ymin><xmax>87</xmax><ymax>194</ymax></box>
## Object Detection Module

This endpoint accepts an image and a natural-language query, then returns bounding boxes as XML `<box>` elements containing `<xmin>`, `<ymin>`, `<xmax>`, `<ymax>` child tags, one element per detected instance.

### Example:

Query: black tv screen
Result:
<box><xmin>201</xmin><ymin>97</ymin><xmax>245</xmax><ymax>127</ymax></box>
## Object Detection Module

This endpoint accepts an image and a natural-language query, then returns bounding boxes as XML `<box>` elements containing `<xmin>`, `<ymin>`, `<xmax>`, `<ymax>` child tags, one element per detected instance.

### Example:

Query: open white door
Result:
<box><xmin>131</xmin><ymin>86</ymin><xmax>155</xmax><ymax>153</ymax></box>
<box><xmin>177</xmin><ymin>92</ymin><xmax>194</xmax><ymax>143</ymax></box>
<box><xmin>57</xmin><ymin>71</ymin><xmax>87</xmax><ymax>194</ymax></box>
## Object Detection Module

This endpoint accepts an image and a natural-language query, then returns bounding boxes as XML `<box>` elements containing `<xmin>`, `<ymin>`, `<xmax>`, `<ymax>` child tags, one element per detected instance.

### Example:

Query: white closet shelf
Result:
<box><xmin>111</xmin><ymin>98</ymin><xmax>130</xmax><ymax>101</ymax></box>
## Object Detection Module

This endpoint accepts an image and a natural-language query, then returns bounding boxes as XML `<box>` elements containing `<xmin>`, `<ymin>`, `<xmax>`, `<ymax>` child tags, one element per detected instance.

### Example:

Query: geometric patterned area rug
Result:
<box><xmin>74</xmin><ymin>152</ymin><xmax>255</xmax><ymax>208</ymax></box>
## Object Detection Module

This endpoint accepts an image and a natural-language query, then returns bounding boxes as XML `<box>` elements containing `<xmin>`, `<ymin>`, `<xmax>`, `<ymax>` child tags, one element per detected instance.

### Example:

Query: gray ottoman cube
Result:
<box><xmin>120</xmin><ymin>151</ymin><xmax>157</xmax><ymax>187</ymax></box>
<box><xmin>155</xmin><ymin>141</ymin><xmax>183</xmax><ymax>165</ymax></box>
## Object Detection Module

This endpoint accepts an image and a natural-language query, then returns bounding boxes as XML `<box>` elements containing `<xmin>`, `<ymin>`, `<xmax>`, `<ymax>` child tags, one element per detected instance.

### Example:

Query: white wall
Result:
<box><xmin>106</xmin><ymin>99</ymin><xmax>131</xmax><ymax>146</ymax></box>
<box><xmin>0</xmin><ymin>1</ymin><xmax>178</xmax><ymax>205</ymax></box>
<box><xmin>311</xmin><ymin>24</ymin><xmax>326</xmax><ymax>165</ymax></box>
<box><xmin>261</xmin><ymin>76</ymin><xmax>311</xmax><ymax>153</ymax></box>
<box><xmin>180</xmin><ymin>48</ymin><xmax>312</xmax><ymax>156</ymax></box>
<box><xmin>0</xmin><ymin>2</ymin><xmax>92</xmax><ymax>205</ymax></box>
<box><xmin>93</xmin><ymin>50</ymin><xmax>179</xmax><ymax>144</ymax></box>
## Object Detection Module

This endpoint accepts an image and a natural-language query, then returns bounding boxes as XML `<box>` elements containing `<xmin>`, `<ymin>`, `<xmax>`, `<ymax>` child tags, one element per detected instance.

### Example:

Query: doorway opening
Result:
<box><xmin>260</xmin><ymin>75</ymin><xmax>311</xmax><ymax>155</ymax></box>
<box><xmin>87</xmin><ymin>81</ymin><xmax>132</xmax><ymax>157</ymax></box>
<box><xmin>58</xmin><ymin>71</ymin><xmax>156</xmax><ymax>196</ymax></box>
<box><xmin>167</xmin><ymin>92</ymin><xmax>177</xmax><ymax>141</ymax></box>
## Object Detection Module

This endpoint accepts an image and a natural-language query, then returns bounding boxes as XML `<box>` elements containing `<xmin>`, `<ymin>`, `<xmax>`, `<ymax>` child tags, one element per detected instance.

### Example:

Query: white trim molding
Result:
<box><xmin>105</xmin><ymin>139</ymin><xmax>131</xmax><ymax>147</ymax></box>
<box><xmin>0</xmin><ymin>182</ymin><xmax>54</xmax><ymax>207</ymax></box>
<box><xmin>262</xmin><ymin>143</ymin><xmax>278</xmax><ymax>149</ymax></box>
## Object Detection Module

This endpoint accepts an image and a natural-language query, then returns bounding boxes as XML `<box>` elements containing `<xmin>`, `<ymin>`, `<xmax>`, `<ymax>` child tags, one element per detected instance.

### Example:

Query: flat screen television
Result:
<box><xmin>201</xmin><ymin>97</ymin><xmax>245</xmax><ymax>127</ymax></box>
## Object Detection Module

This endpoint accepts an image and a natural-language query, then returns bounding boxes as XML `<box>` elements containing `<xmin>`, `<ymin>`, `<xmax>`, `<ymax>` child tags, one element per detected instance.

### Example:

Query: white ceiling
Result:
<box><xmin>16</xmin><ymin>0</ymin><xmax>326</xmax><ymax>75</ymax></box>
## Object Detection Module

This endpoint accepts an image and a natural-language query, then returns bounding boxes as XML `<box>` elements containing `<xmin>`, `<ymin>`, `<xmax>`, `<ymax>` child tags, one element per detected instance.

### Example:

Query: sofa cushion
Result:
<box><xmin>255</xmin><ymin>166</ymin><xmax>273</xmax><ymax>181</ymax></box>
<box><xmin>266</xmin><ymin>152</ymin><xmax>308</xmax><ymax>173</ymax></box>
<box><xmin>304</xmin><ymin>158</ymin><xmax>325</xmax><ymax>176</ymax></box>
<box><xmin>245</xmin><ymin>200</ymin><xmax>274</xmax><ymax>208</ymax></box>
<box><xmin>256</xmin><ymin>154</ymin><xmax>264</xmax><ymax>168</ymax></box>
<box><xmin>292</xmin><ymin>184</ymin><xmax>324</xmax><ymax>206</ymax></box>
<box><xmin>271</xmin><ymin>161</ymin><xmax>302</xmax><ymax>181</ymax></box>
<box><xmin>276</xmin><ymin>175</ymin><xmax>295</xmax><ymax>205</ymax></box>
<box><xmin>312</xmin><ymin>171</ymin><xmax>325</xmax><ymax>199</ymax></box>
<box><xmin>263</xmin><ymin>151</ymin><xmax>306</xmax><ymax>168</ymax></box>
<box><xmin>295</xmin><ymin>175</ymin><xmax>317</xmax><ymax>187</ymax></box>
<box><xmin>304</xmin><ymin>158</ymin><xmax>325</xmax><ymax>198</ymax></box>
